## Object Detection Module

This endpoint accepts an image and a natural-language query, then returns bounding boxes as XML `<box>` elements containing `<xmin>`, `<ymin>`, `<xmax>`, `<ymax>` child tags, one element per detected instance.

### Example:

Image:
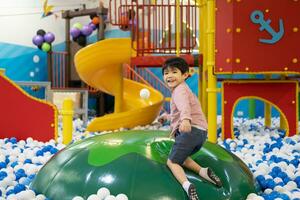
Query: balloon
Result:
<box><xmin>77</xmin><ymin>35</ymin><xmax>86</xmax><ymax>47</ymax></box>
<box><xmin>44</xmin><ymin>32</ymin><xmax>55</xmax><ymax>43</ymax></box>
<box><xmin>36</xmin><ymin>29</ymin><xmax>46</xmax><ymax>36</ymax></box>
<box><xmin>81</xmin><ymin>25</ymin><xmax>93</xmax><ymax>36</ymax></box>
<box><xmin>32</xmin><ymin>35</ymin><xmax>44</xmax><ymax>46</ymax></box>
<box><xmin>88</xmin><ymin>22</ymin><xmax>97</xmax><ymax>31</ymax></box>
<box><xmin>70</xmin><ymin>27</ymin><xmax>81</xmax><ymax>38</ymax></box>
<box><xmin>92</xmin><ymin>17</ymin><xmax>100</xmax><ymax>25</ymax></box>
<box><xmin>89</xmin><ymin>13</ymin><xmax>97</xmax><ymax>20</ymax></box>
<box><xmin>41</xmin><ymin>42</ymin><xmax>51</xmax><ymax>52</ymax></box>
<box><xmin>73</xmin><ymin>22</ymin><xmax>83</xmax><ymax>30</ymax></box>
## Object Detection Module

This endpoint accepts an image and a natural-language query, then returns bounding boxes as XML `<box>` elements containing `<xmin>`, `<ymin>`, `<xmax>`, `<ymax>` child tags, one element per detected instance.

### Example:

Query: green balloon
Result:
<box><xmin>73</xmin><ymin>22</ymin><xmax>83</xmax><ymax>30</ymax></box>
<box><xmin>41</xmin><ymin>42</ymin><xmax>51</xmax><ymax>52</ymax></box>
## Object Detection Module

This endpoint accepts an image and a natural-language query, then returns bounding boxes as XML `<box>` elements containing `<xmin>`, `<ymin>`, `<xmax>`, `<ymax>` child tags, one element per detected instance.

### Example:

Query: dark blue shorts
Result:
<box><xmin>168</xmin><ymin>127</ymin><xmax>207</xmax><ymax>165</ymax></box>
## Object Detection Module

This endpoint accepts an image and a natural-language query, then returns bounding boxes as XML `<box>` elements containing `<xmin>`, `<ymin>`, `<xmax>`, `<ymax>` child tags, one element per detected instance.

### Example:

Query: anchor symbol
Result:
<box><xmin>250</xmin><ymin>10</ymin><xmax>284</xmax><ymax>44</ymax></box>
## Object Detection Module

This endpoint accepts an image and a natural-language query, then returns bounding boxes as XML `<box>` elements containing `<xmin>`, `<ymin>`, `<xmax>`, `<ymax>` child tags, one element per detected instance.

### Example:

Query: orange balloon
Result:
<box><xmin>92</xmin><ymin>17</ymin><xmax>100</xmax><ymax>25</ymax></box>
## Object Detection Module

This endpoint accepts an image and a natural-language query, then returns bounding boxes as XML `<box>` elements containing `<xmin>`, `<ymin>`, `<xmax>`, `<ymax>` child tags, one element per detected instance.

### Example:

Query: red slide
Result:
<box><xmin>0</xmin><ymin>74</ymin><xmax>57</xmax><ymax>142</ymax></box>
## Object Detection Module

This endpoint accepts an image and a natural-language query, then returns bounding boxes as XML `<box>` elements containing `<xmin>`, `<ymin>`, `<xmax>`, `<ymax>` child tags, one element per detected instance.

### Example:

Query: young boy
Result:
<box><xmin>159</xmin><ymin>57</ymin><xmax>222</xmax><ymax>200</ymax></box>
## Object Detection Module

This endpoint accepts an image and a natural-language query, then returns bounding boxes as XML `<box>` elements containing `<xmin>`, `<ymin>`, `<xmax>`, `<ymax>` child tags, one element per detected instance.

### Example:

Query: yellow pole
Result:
<box><xmin>280</xmin><ymin>75</ymin><xmax>287</xmax><ymax>129</ymax></box>
<box><xmin>61</xmin><ymin>98</ymin><xmax>74</xmax><ymax>145</ymax></box>
<box><xmin>0</xmin><ymin>68</ymin><xmax>5</xmax><ymax>75</ymax></box>
<box><xmin>265</xmin><ymin>75</ymin><xmax>271</xmax><ymax>127</ymax></box>
<box><xmin>206</xmin><ymin>0</ymin><xmax>217</xmax><ymax>143</ymax></box>
<box><xmin>176</xmin><ymin>0</ymin><xmax>180</xmax><ymax>56</ymax></box>
<box><xmin>264</xmin><ymin>103</ymin><xmax>271</xmax><ymax>127</ymax></box>
<box><xmin>199</xmin><ymin>0</ymin><xmax>208</xmax><ymax>117</ymax></box>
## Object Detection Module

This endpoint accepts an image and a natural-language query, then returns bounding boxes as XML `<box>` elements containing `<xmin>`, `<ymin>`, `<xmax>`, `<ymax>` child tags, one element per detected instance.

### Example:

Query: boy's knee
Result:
<box><xmin>167</xmin><ymin>159</ymin><xmax>174</xmax><ymax>166</ymax></box>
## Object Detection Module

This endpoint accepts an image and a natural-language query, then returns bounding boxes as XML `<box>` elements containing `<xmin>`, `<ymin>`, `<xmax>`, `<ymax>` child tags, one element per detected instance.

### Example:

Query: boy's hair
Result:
<box><xmin>162</xmin><ymin>57</ymin><xmax>189</xmax><ymax>75</ymax></box>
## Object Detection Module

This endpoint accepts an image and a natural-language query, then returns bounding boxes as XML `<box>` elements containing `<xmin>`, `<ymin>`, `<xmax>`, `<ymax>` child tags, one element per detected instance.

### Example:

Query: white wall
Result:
<box><xmin>0</xmin><ymin>0</ymin><xmax>102</xmax><ymax>46</ymax></box>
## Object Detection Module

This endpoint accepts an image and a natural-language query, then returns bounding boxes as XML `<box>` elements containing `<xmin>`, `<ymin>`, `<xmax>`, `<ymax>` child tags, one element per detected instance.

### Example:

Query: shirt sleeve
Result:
<box><xmin>173</xmin><ymin>86</ymin><xmax>192</xmax><ymax>121</ymax></box>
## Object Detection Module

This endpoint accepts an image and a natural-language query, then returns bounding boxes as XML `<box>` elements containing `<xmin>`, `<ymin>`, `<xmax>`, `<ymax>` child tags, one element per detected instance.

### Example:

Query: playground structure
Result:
<box><xmin>0</xmin><ymin>0</ymin><xmax>298</xmax><ymax>142</ymax></box>
<box><xmin>89</xmin><ymin>0</ymin><xmax>299</xmax><ymax>141</ymax></box>
<box><xmin>0</xmin><ymin>73</ymin><xmax>58</xmax><ymax>142</ymax></box>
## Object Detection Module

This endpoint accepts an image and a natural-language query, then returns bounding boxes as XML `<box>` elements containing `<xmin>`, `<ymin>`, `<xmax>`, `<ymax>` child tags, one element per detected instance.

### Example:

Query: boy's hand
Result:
<box><xmin>179</xmin><ymin>119</ymin><xmax>191</xmax><ymax>133</ymax></box>
<box><xmin>157</xmin><ymin>114</ymin><xmax>168</xmax><ymax>124</ymax></box>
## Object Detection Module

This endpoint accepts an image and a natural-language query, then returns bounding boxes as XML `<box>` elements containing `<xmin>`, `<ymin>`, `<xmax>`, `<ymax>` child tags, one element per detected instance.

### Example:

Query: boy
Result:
<box><xmin>159</xmin><ymin>57</ymin><xmax>222</xmax><ymax>200</ymax></box>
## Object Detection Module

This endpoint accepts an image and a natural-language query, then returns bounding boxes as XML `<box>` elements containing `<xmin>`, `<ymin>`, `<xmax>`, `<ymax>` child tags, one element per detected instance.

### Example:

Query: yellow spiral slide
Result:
<box><xmin>74</xmin><ymin>38</ymin><xmax>164</xmax><ymax>132</ymax></box>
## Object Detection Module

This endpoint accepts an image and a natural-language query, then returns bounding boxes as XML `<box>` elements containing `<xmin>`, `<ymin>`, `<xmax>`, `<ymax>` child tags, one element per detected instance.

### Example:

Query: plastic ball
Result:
<box><xmin>32</xmin><ymin>35</ymin><xmax>44</xmax><ymax>46</ymax></box>
<box><xmin>44</xmin><ymin>32</ymin><xmax>55</xmax><ymax>43</ymax></box>
<box><xmin>87</xmin><ymin>194</ymin><xmax>100</xmax><ymax>200</ymax></box>
<box><xmin>72</xmin><ymin>196</ymin><xmax>84</xmax><ymax>200</ymax></box>
<box><xmin>116</xmin><ymin>194</ymin><xmax>128</xmax><ymax>200</ymax></box>
<box><xmin>35</xmin><ymin>194</ymin><xmax>47</xmax><ymax>200</ymax></box>
<box><xmin>73</xmin><ymin>22</ymin><xmax>83</xmax><ymax>30</ymax></box>
<box><xmin>139</xmin><ymin>88</ymin><xmax>150</xmax><ymax>100</ymax></box>
<box><xmin>81</xmin><ymin>25</ymin><xmax>93</xmax><ymax>36</ymax></box>
<box><xmin>105</xmin><ymin>195</ymin><xmax>116</xmax><ymax>200</ymax></box>
<box><xmin>41</xmin><ymin>42</ymin><xmax>51</xmax><ymax>52</ymax></box>
<box><xmin>97</xmin><ymin>187</ymin><xmax>110</xmax><ymax>199</ymax></box>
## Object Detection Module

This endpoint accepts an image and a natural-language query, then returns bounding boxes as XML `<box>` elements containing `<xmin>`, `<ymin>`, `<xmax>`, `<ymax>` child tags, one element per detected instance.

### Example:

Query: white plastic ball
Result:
<box><xmin>72</xmin><ymin>196</ymin><xmax>84</xmax><ymax>200</ymax></box>
<box><xmin>105</xmin><ymin>195</ymin><xmax>116</xmax><ymax>200</ymax></box>
<box><xmin>97</xmin><ymin>187</ymin><xmax>110</xmax><ymax>199</ymax></box>
<box><xmin>72</xmin><ymin>197</ymin><xmax>84</xmax><ymax>200</ymax></box>
<box><xmin>139</xmin><ymin>88</ymin><xmax>150</xmax><ymax>100</ymax></box>
<box><xmin>35</xmin><ymin>194</ymin><xmax>46</xmax><ymax>200</ymax></box>
<box><xmin>87</xmin><ymin>194</ymin><xmax>100</xmax><ymax>200</ymax></box>
<box><xmin>116</xmin><ymin>194</ymin><xmax>128</xmax><ymax>200</ymax></box>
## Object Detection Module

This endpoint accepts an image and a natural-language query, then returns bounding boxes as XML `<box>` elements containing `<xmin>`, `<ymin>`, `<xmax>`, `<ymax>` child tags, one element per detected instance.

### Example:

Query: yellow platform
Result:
<box><xmin>74</xmin><ymin>38</ymin><xmax>164</xmax><ymax>132</ymax></box>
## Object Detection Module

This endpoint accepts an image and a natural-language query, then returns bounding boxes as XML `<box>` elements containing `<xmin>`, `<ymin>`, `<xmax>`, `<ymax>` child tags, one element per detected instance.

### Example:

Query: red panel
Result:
<box><xmin>223</xmin><ymin>81</ymin><xmax>297</xmax><ymax>138</ymax></box>
<box><xmin>216</xmin><ymin>1</ymin><xmax>300</xmax><ymax>74</ymax></box>
<box><xmin>0</xmin><ymin>75</ymin><xmax>57</xmax><ymax>142</ymax></box>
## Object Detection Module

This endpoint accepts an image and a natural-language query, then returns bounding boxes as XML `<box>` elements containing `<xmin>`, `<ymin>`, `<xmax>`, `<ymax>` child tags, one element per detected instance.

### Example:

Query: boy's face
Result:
<box><xmin>163</xmin><ymin>67</ymin><xmax>189</xmax><ymax>90</ymax></box>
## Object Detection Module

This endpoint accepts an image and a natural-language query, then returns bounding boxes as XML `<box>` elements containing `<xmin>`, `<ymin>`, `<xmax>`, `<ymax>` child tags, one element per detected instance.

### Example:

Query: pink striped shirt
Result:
<box><xmin>167</xmin><ymin>82</ymin><xmax>208</xmax><ymax>136</ymax></box>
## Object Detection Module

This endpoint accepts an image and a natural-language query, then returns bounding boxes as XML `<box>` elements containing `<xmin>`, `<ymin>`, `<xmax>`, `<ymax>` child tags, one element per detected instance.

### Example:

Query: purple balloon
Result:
<box><xmin>44</xmin><ymin>32</ymin><xmax>55</xmax><ymax>43</ymax></box>
<box><xmin>70</xmin><ymin>27</ymin><xmax>81</xmax><ymax>38</ymax></box>
<box><xmin>81</xmin><ymin>25</ymin><xmax>93</xmax><ymax>36</ymax></box>
<box><xmin>88</xmin><ymin>22</ymin><xmax>97</xmax><ymax>31</ymax></box>
<box><xmin>32</xmin><ymin>35</ymin><xmax>44</xmax><ymax>46</ymax></box>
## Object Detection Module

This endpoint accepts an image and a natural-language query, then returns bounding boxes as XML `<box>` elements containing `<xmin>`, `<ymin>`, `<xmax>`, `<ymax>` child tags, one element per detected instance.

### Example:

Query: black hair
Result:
<box><xmin>162</xmin><ymin>57</ymin><xmax>189</xmax><ymax>75</ymax></box>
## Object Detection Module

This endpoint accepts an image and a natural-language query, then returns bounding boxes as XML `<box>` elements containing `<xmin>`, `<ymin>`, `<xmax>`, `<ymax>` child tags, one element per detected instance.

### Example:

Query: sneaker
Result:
<box><xmin>207</xmin><ymin>168</ymin><xmax>222</xmax><ymax>187</ymax></box>
<box><xmin>187</xmin><ymin>184</ymin><xmax>199</xmax><ymax>200</ymax></box>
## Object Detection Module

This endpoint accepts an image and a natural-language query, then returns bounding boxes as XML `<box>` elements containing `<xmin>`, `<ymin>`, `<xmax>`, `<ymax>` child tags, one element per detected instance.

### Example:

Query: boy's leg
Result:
<box><xmin>183</xmin><ymin>157</ymin><xmax>222</xmax><ymax>187</ymax></box>
<box><xmin>167</xmin><ymin>159</ymin><xmax>188</xmax><ymax>184</ymax></box>
<box><xmin>183</xmin><ymin>157</ymin><xmax>201</xmax><ymax>173</ymax></box>
<box><xmin>167</xmin><ymin>159</ymin><xmax>199</xmax><ymax>200</ymax></box>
